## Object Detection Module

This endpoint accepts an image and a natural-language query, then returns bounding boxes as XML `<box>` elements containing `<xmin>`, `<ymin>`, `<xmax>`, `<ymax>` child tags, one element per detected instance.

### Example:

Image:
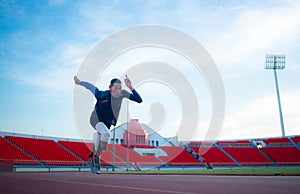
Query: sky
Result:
<box><xmin>0</xmin><ymin>0</ymin><xmax>300</xmax><ymax>141</ymax></box>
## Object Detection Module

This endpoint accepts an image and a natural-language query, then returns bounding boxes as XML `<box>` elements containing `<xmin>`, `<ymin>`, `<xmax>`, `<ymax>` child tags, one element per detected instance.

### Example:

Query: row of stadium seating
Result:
<box><xmin>293</xmin><ymin>136</ymin><xmax>300</xmax><ymax>144</ymax></box>
<box><xmin>1</xmin><ymin>135</ymin><xmax>300</xmax><ymax>167</ymax></box>
<box><xmin>223</xmin><ymin>148</ymin><xmax>272</xmax><ymax>166</ymax></box>
<box><xmin>264</xmin><ymin>137</ymin><xmax>292</xmax><ymax>144</ymax></box>
<box><xmin>262</xmin><ymin>147</ymin><xmax>300</xmax><ymax>164</ymax></box>
<box><xmin>191</xmin><ymin>147</ymin><xmax>237</xmax><ymax>166</ymax></box>
<box><xmin>189</xmin><ymin>137</ymin><xmax>300</xmax><ymax>166</ymax></box>
<box><xmin>107</xmin><ymin>144</ymin><xmax>162</xmax><ymax>166</ymax></box>
<box><xmin>0</xmin><ymin>137</ymin><xmax>40</xmax><ymax>165</ymax></box>
<box><xmin>190</xmin><ymin>137</ymin><xmax>299</xmax><ymax>147</ymax></box>
<box><xmin>58</xmin><ymin>141</ymin><xmax>121</xmax><ymax>166</ymax></box>
<box><xmin>159</xmin><ymin>146</ymin><xmax>200</xmax><ymax>166</ymax></box>
<box><xmin>5</xmin><ymin>136</ymin><xmax>83</xmax><ymax>166</ymax></box>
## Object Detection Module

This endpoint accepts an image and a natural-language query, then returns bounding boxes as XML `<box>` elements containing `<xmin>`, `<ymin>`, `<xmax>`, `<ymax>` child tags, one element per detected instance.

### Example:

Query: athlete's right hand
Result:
<box><xmin>74</xmin><ymin>76</ymin><xmax>81</xmax><ymax>85</ymax></box>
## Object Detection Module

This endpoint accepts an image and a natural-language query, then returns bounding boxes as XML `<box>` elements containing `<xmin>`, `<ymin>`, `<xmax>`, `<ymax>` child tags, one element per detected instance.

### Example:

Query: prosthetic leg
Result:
<box><xmin>89</xmin><ymin>122</ymin><xmax>111</xmax><ymax>175</ymax></box>
<box><xmin>89</xmin><ymin>132</ymin><xmax>102</xmax><ymax>174</ymax></box>
<box><xmin>89</xmin><ymin>152</ymin><xmax>95</xmax><ymax>173</ymax></box>
<box><xmin>94</xmin><ymin>156</ymin><xmax>101</xmax><ymax>174</ymax></box>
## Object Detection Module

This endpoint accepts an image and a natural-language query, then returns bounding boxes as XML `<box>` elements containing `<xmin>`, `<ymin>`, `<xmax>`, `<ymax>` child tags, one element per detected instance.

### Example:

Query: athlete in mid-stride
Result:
<box><xmin>74</xmin><ymin>75</ymin><xmax>142</xmax><ymax>174</ymax></box>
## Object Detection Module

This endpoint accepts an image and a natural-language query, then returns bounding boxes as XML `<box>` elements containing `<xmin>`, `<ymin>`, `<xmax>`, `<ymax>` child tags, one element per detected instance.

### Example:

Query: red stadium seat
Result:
<box><xmin>59</xmin><ymin>141</ymin><xmax>93</xmax><ymax>161</ymax></box>
<box><xmin>107</xmin><ymin>144</ymin><xmax>163</xmax><ymax>166</ymax></box>
<box><xmin>59</xmin><ymin>141</ymin><xmax>125</xmax><ymax>166</ymax></box>
<box><xmin>262</xmin><ymin>147</ymin><xmax>300</xmax><ymax>165</ymax></box>
<box><xmin>263</xmin><ymin>137</ymin><xmax>292</xmax><ymax>145</ymax></box>
<box><xmin>191</xmin><ymin>147</ymin><xmax>237</xmax><ymax>166</ymax></box>
<box><xmin>6</xmin><ymin>136</ymin><xmax>84</xmax><ymax>166</ymax></box>
<box><xmin>223</xmin><ymin>147</ymin><xmax>272</xmax><ymax>166</ymax></box>
<box><xmin>2</xmin><ymin>134</ymin><xmax>300</xmax><ymax>168</ymax></box>
<box><xmin>217</xmin><ymin>140</ymin><xmax>252</xmax><ymax>147</ymax></box>
<box><xmin>0</xmin><ymin>137</ymin><xmax>40</xmax><ymax>165</ymax></box>
<box><xmin>291</xmin><ymin>136</ymin><xmax>300</xmax><ymax>145</ymax></box>
<box><xmin>159</xmin><ymin>146</ymin><xmax>202</xmax><ymax>166</ymax></box>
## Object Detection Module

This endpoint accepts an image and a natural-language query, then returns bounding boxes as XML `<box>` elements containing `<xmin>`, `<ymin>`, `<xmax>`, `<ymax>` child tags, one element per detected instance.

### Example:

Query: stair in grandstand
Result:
<box><xmin>288</xmin><ymin>137</ymin><xmax>300</xmax><ymax>150</ymax></box>
<box><xmin>3</xmin><ymin>136</ymin><xmax>43</xmax><ymax>165</ymax></box>
<box><xmin>250</xmin><ymin>140</ymin><xmax>277</xmax><ymax>165</ymax></box>
<box><xmin>256</xmin><ymin>147</ymin><xmax>277</xmax><ymax>165</ymax></box>
<box><xmin>215</xmin><ymin>143</ymin><xmax>242</xmax><ymax>166</ymax></box>
<box><xmin>185</xmin><ymin>145</ymin><xmax>205</xmax><ymax>163</ymax></box>
<box><xmin>159</xmin><ymin>146</ymin><xmax>202</xmax><ymax>166</ymax></box>
<box><xmin>156</xmin><ymin>156</ymin><xmax>167</xmax><ymax>166</ymax></box>
<box><xmin>57</xmin><ymin>141</ymin><xmax>88</xmax><ymax>165</ymax></box>
<box><xmin>107</xmin><ymin>145</ymin><xmax>135</xmax><ymax>169</ymax></box>
<box><xmin>132</xmin><ymin>164</ymin><xmax>141</xmax><ymax>171</ymax></box>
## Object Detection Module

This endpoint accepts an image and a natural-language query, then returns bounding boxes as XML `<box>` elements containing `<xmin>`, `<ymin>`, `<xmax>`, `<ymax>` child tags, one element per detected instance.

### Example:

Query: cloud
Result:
<box><xmin>72</xmin><ymin>0</ymin><xmax>134</xmax><ymax>39</ymax></box>
<box><xmin>208</xmin><ymin>1</ymin><xmax>300</xmax><ymax>68</ymax></box>
<box><xmin>134</xmin><ymin>0</ymin><xmax>300</xmax><ymax>70</ymax></box>
<box><xmin>220</xmin><ymin>90</ymin><xmax>300</xmax><ymax>140</ymax></box>
<box><xmin>4</xmin><ymin>43</ymin><xmax>87</xmax><ymax>95</ymax></box>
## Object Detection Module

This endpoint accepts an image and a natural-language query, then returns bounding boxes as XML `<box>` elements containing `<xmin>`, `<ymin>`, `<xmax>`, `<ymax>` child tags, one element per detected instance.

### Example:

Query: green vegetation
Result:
<box><xmin>108</xmin><ymin>167</ymin><xmax>300</xmax><ymax>175</ymax></box>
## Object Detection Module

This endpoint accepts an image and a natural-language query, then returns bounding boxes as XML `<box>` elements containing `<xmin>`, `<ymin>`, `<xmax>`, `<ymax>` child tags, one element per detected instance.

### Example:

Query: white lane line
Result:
<box><xmin>7</xmin><ymin>175</ymin><xmax>196</xmax><ymax>194</ymax></box>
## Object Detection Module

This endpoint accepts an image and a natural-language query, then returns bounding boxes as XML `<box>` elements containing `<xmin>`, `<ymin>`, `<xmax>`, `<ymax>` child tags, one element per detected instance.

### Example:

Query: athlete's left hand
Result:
<box><xmin>125</xmin><ymin>74</ymin><xmax>133</xmax><ymax>91</ymax></box>
<box><xmin>74</xmin><ymin>76</ymin><xmax>81</xmax><ymax>85</ymax></box>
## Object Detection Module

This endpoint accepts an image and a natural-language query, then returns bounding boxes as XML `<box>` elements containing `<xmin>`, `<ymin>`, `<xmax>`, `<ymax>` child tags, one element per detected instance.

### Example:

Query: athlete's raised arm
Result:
<box><xmin>123</xmin><ymin>75</ymin><xmax>143</xmax><ymax>103</ymax></box>
<box><xmin>74</xmin><ymin>75</ymin><xmax>98</xmax><ymax>97</ymax></box>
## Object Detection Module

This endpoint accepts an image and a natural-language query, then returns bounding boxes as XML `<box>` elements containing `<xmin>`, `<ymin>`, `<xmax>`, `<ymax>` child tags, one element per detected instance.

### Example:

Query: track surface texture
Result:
<box><xmin>0</xmin><ymin>172</ymin><xmax>299</xmax><ymax>194</ymax></box>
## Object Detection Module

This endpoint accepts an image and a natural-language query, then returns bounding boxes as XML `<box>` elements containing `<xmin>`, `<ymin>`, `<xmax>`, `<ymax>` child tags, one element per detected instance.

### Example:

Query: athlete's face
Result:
<box><xmin>110</xmin><ymin>83</ymin><xmax>122</xmax><ymax>98</ymax></box>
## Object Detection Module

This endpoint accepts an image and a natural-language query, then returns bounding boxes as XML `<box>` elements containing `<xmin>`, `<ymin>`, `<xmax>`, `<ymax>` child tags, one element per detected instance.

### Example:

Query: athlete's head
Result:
<box><xmin>109</xmin><ymin>78</ymin><xmax>122</xmax><ymax>98</ymax></box>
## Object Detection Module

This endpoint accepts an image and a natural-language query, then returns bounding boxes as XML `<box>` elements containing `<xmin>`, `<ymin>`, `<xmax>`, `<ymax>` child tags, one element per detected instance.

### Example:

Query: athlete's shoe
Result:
<box><xmin>89</xmin><ymin>153</ymin><xmax>95</xmax><ymax>173</ymax></box>
<box><xmin>94</xmin><ymin>156</ymin><xmax>101</xmax><ymax>175</ymax></box>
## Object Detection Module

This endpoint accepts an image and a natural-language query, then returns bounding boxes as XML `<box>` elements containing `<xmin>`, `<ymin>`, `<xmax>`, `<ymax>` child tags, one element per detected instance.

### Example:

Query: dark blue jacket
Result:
<box><xmin>80</xmin><ymin>81</ymin><xmax>142</xmax><ymax>126</ymax></box>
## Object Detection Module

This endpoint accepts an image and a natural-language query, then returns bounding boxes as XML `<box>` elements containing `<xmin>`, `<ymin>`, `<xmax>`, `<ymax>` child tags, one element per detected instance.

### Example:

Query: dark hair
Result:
<box><xmin>110</xmin><ymin>78</ymin><xmax>122</xmax><ymax>86</ymax></box>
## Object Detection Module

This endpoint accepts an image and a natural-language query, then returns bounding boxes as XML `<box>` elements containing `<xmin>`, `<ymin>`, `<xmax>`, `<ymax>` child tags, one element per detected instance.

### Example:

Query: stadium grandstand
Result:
<box><xmin>0</xmin><ymin>119</ymin><xmax>299</xmax><ymax>172</ymax></box>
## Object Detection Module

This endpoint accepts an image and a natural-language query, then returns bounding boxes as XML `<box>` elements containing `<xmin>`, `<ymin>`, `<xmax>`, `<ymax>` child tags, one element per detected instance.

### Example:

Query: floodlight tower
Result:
<box><xmin>265</xmin><ymin>54</ymin><xmax>286</xmax><ymax>137</ymax></box>
<box><xmin>126</xmin><ymin>100</ymin><xmax>129</xmax><ymax>171</ymax></box>
<box><xmin>112</xmin><ymin>125</ymin><xmax>116</xmax><ymax>171</ymax></box>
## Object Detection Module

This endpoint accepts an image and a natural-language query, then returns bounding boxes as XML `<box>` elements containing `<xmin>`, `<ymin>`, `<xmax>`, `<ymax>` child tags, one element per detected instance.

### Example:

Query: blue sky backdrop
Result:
<box><xmin>0</xmin><ymin>0</ymin><xmax>299</xmax><ymax>140</ymax></box>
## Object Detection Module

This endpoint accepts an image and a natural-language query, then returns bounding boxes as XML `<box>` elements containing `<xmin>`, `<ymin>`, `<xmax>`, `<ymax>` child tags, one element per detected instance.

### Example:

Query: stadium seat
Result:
<box><xmin>59</xmin><ymin>141</ymin><xmax>125</xmax><ymax>166</ymax></box>
<box><xmin>2</xmin><ymin>134</ymin><xmax>300</xmax><ymax>168</ymax></box>
<box><xmin>263</xmin><ymin>137</ymin><xmax>292</xmax><ymax>145</ymax></box>
<box><xmin>0</xmin><ymin>137</ymin><xmax>40</xmax><ymax>165</ymax></box>
<box><xmin>191</xmin><ymin>147</ymin><xmax>237</xmax><ymax>166</ymax></box>
<box><xmin>6</xmin><ymin>136</ymin><xmax>84</xmax><ymax>166</ymax></box>
<box><xmin>291</xmin><ymin>136</ymin><xmax>300</xmax><ymax>145</ymax></box>
<box><xmin>262</xmin><ymin>147</ymin><xmax>300</xmax><ymax>165</ymax></box>
<box><xmin>159</xmin><ymin>146</ymin><xmax>202</xmax><ymax>166</ymax></box>
<box><xmin>223</xmin><ymin>147</ymin><xmax>273</xmax><ymax>166</ymax></box>
<box><xmin>217</xmin><ymin>140</ymin><xmax>252</xmax><ymax>147</ymax></box>
<box><xmin>107</xmin><ymin>144</ymin><xmax>163</xmax><ymax>166</ymax></box>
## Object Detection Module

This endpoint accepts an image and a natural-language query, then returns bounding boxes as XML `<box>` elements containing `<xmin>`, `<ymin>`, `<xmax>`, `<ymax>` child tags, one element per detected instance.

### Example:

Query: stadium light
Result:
<box><xmin>265</xmin><ymin>54</ymin><xmax>286</xmax><ymax>137</ymax></box>
<box><xmin>126</xmin><ymin>100</ymin><xmax>129</xmax><ymax>171</ymax></box>
<box><xmin>112</xmin><ymin>125</ymin><xmax>116</xmax><ymax>171</ymax></box>
<box><xmin>112</xmin><ymin>100</ymin><xmax>130</xmax><ymax>171</ymax></box>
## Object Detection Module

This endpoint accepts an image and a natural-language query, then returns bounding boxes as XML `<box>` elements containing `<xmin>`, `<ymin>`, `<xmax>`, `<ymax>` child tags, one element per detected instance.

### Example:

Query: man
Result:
<box><xmin>74</xmin><ymin>75</ymin><xmax>142</xmax><ymax>174</ymax></box>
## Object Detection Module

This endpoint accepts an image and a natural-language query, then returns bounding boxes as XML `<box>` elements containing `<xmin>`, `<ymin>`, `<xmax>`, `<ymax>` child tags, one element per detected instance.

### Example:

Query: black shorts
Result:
<box><xmin>89</xmin><ymin>110</ymin><xmax>111</xmax><ymax>129</ymax></box>
<box><xmin>89</xmin><ymin>110</ymin><xmax>99</xmax><ymax>129</ymax></box>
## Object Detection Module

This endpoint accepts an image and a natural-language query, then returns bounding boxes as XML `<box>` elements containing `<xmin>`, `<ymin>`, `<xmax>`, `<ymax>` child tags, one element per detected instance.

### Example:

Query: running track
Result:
<box><xmin>0</xmin><ymin>172</ymin><xmax>299</xmax><ymax>194</ymax></box>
